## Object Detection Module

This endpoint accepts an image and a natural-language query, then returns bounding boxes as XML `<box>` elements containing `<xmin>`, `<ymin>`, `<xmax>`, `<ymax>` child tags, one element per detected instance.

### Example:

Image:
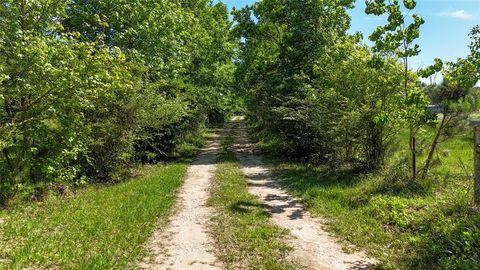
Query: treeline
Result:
<box><xmin>232</xmin><ymin>3</ymin><xmax>480</xmax><ymax>267</ymax></box>
<box><xmin>234</xmin><ymin>0</ymin><xmax>480</xmax><ymax>173</ymax></box>
<box><xmin>0</xmin><ymin>0</ymin><xmax>237</xmax><ymax>204</ymax></box>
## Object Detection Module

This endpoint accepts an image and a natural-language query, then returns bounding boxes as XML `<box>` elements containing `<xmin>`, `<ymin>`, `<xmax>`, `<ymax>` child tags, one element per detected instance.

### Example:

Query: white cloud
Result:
<box><xmin>438</xmin><ymin>10</ymin><xmax>474</xmax><ymax>20</ymax></box>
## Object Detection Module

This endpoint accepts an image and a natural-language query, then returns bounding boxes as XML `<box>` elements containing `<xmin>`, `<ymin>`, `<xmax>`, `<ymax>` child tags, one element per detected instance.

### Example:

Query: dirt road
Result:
<box><xmin>141</xmin><ymin>135</ymin><xmax>221</xmax><ymax>270</ymax></box>
<box><xmin>142</xmin><ymin>120</ymin><xmax>376</xmax><ymax>270</ymax></box>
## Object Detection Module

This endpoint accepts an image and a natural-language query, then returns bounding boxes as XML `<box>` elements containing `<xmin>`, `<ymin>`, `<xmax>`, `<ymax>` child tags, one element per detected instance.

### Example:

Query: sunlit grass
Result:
<box><xmin>0</xmin><ymin>163</ymin><xmax>187</xmax><ymax>269</ymax></box>
<box><xmin>258</xmin><ymin>124</ymin><xmax>479</xmax><ymax>269</ymax></box>
<box><xmin>208</xmin><ymin>135</ymin><xmax>298</xmax><ymax>270</ymax></box>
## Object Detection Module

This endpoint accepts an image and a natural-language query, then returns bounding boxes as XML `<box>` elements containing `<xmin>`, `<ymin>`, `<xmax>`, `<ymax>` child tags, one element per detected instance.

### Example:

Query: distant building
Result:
<box><xmin>427</xmin><ymin>105</ymin><xmax>443</xmax><ymax>114</ymax></box>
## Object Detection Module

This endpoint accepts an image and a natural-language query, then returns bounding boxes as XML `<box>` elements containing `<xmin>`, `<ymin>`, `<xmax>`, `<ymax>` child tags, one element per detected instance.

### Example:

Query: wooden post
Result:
<box><xmin>471</xmin><ymin>120</ymin><xmax>480</xmax><ymax>206</ymax></box>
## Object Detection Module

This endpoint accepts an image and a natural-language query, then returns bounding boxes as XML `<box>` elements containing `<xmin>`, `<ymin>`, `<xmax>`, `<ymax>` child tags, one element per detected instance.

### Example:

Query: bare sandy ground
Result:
<box><xmin>140</xmin><ymin>135</ymin><xmax>222</xmax><ymax>270</ymax></box>
<box><xmin>231</xmin><ymin>119</ymin><xmax>378</xmax><ymax>270</ymax></box>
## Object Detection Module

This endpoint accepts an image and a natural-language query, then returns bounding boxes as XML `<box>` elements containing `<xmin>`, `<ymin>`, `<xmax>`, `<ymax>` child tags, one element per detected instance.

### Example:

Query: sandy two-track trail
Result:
<box><xmin>141</xmin><ymin>120</ymin><xmax>376</xmax><ymax>270</ymax></box>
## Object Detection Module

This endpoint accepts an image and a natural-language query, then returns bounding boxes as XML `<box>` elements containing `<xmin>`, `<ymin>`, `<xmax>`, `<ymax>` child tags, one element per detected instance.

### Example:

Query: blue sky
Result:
<box><xmin>219</xmin><ymin>0</ymin><xmax>480</xmax><ymax>70</ymax></box>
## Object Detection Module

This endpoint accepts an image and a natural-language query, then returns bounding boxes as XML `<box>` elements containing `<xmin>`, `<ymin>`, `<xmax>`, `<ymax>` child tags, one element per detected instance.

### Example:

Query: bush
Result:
<box><xmin>0</xmin><ymin>0</ymin><xmax>237</xmax><ymax>204</ymax></box>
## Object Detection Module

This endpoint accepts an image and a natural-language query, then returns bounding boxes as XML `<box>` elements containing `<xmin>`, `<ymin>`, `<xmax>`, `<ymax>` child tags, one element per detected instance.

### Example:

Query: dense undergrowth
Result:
<box><xmin>0</xmin><ymin>1</ymin><xmax>238</xmax><ymax>205</ymax></box>
<box><xmin>2</xmin><ymin>127</ymin><xmax>212</xmax><ymax>209</ymax></box>
<box><xmin>253</xmin><ymin>124</ymin><xmax>480</xmax><ymax>270</ymax></box>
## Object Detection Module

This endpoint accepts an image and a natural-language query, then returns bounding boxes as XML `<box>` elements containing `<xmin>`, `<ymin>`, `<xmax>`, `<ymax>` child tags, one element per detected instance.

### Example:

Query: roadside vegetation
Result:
<box><xmin>235</xmin><ymin>0</ymin><xmax>480</xmax><ymax>269</ymax></box>
<box><xmin>0</xmin><ymin>163</ymin><xmax>186</xmax><ymax>269</ymax></box>
<box><xmin>257</xmin><ymin>126</ymin><xmax>479</xmax><ymax>269</ymax></box>
<box><xmin>208</xmin><ymin>135</ymin><xmax>298</xmax><ymax>270</ymax></box>
<box><xmin>0</xmin><ymin>0</ymin><xmax>237</xmax><ymax>206</ymax></box>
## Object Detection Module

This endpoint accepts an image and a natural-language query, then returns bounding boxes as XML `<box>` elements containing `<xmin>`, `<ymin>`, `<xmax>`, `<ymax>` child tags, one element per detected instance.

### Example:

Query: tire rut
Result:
<box><xmin>231</xmin><ymin>118</ymin><xmax>378</xmax><ymax>270</ymax></box>
<box><xmin>140</xmin><ymin>135</ymin><xmax>222</xmax><ymax>270</ymax></box>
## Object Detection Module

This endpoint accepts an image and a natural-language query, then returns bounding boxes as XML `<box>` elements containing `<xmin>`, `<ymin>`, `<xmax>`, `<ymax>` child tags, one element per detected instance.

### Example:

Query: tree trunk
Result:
<box><xmin>366</xmin><ymin>120</ymin><xmax>383</xmax><ymax>170</ymax></box>
<box><xmin>410</xmin><ymin>128</ymin><xmax>416</xmax><ymax>181</ymax></box>
<box><xmin>421</xmin><ymin>113</ymin><xmax>447</xmax><ymax>180</ymax></box>
<box><xmin>403</xmin><ymin>52</ymin><xmax>417</xmax><ymax>181</ymax></box>
<box><xmin>474</xmin><ymin>125</ymin><xmax>480</xmax><ymax>206</ymax></box>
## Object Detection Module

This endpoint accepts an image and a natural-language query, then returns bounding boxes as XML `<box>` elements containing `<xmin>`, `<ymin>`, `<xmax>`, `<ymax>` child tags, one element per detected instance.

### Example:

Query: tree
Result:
<box><xmin>420</xmin><ymin>25</ymin><xmax>480</xmax><ymax>180</ymax></box>
<box><xmin>234</xmin><ymin>0</ymin><xmax>413</xmax><ymax>170</ymax></box>
<box><xmin>365</xmin><ymin>0</ymin><xmax>431</xmax><ymax>181</ymax></box>
<box><xmin>316</xmin><ymin>39</ymin><xmax>406</xmax><ymax>169</ymax></box>
<box><xmin>0</xmin><ymin>0</ymin><xmax>238</xmax><ymax>202</ymax></box>
<box><xmin>0</xmin><ymin>0</ymin><xmax>140</xmax><ymax>192</ymax></box>
<box><xmin>234</xmin><ymin>0</ymin><xmax>358</xmax><ymax>160</ymax></box>
<box><xmin>63</xmin><ymin>0</ymin><xmax>237</xmax><ymax>164</ymax></box>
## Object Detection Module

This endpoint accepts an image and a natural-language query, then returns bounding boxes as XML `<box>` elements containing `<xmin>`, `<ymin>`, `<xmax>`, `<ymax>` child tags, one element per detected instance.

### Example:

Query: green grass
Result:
<box><xmin>392</xmin><ymin>120</ymin><xmax>473</xmax><ymax>178</ymax></box>
<box><xmin>262</xmin><ymin>127</ymin><xmax>480</xmax><ymax>270</ymax></box>
<box><xmin>174</xmin><ymin>127</ymin><xmax>218</xmax><ymax>159</ymax></box>
<box><xmin>208</xmin><ymin>135</ymin><xmax>298</xmax><ymax>270</ymax></box>
<box><xmin>0</xmin><ymin>163</ymin><xmax>187</xmax><ymax>270</ymax></box>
